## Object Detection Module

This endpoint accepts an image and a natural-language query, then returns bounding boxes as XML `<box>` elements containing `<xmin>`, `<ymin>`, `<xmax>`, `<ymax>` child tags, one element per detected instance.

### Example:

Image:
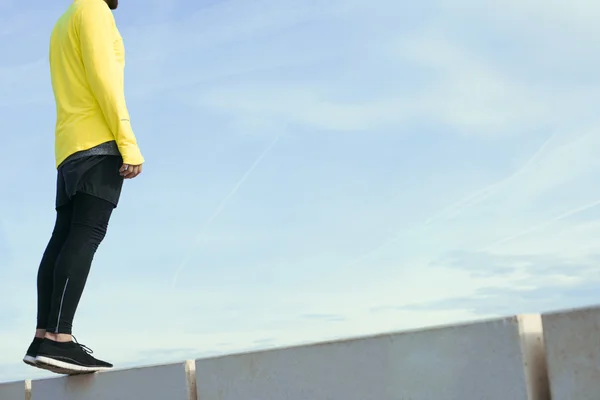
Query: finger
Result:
<box><xmin>123</xmin><ymin>167</ymin><xmax>136</xmax><ymax>179</ymax></box>
<box><xmin>125</xmin><ymin>166</ymin><xmax>141</xmax><ymax>179</ymax></box>
<box><xmin>119</xmin><ymin>164</ymin><xmax>129</xmax><ymax>174</ymax></box>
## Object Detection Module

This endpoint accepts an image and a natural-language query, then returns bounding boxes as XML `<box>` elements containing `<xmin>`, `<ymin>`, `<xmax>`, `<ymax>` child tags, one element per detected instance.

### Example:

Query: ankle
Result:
<box><xmin>44</xmin><ymin>332</ymin><xmax>73</xmax><ymax>343</ymax></box>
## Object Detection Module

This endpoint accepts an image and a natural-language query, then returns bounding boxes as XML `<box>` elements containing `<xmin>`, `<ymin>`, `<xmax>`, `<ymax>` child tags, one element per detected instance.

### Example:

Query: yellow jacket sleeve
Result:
<box><xmin>78</xmin><ymin>1</ymin><xmax>144</xmax><ymax>165</ymax></box>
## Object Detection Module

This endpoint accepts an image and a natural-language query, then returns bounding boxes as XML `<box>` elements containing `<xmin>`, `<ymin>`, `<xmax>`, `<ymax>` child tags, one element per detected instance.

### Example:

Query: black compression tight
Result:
<box><xmin>36</xmin><ymin>193</ymin><xmax>114</xmax><ymax>334</ymax></box>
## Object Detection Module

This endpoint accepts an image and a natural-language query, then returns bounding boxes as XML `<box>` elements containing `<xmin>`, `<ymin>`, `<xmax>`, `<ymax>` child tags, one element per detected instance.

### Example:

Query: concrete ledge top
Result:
<box><xmin>6</xmin><ymin>305</ymin><xmax>600</xmax><ymax>400</ymax></box>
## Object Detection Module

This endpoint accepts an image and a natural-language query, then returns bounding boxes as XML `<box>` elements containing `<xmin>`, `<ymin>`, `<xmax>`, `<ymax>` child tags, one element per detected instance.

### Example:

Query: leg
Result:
<box><xmin>45</xmin><ymin>192</ymin><xmax>115</xmax><ymax>335</ymax></box>
<box><xmin>24</xmin><ymin>204</ymin><xmax>74</xmax><ymax>367</ymax></box>
<box><xmin>34</xmin><ymin>192</ymin><xmax>116</xmax><ymax>373</ymax></box>
<box><xmin>36</xmin><ymin>203</ymin><xmax>74</xmax><ymax>336</ymax></box>
<box><xmin>23</xmin><ymin>171</ymin><xmax>74</xmax><ymax>368</ymax></box>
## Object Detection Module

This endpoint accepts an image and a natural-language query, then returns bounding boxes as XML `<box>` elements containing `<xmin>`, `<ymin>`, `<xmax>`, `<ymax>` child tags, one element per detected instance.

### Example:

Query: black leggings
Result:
<box><xmin>36</xmin><ymin>193</ymin><xmax>114</xmax><ymax>334</ymax></box>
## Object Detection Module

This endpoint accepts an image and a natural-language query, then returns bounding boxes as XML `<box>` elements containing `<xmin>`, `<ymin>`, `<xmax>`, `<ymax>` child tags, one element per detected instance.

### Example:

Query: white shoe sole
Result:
<box><xmin>25</xmin><ymin>355</ymin><xmax>73</xmax><ymax>375</ymax></box>
<box><xmin>36</xmin><ymin>356</ymin><xmax>112</xmax><ymax>374</ymax></box>
<box><xmin>23</xmin><ymin>355</ymin><xmax>37</xmax><ymax>366</ymax></box>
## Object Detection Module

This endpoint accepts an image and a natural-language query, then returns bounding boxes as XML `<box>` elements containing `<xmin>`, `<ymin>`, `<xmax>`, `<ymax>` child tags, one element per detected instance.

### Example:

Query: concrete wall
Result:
<box><xmin>195</xmin><ymin>314</ymin><xmax>547</xmax><ymax>400</ymax></box>
<box><xmin>542</xmin><ymin>305</ymin><xmax>600</xmax><ymax>400</ymax></box>
<box><xmin>0</xmin><ymin>380</ymin><xmax>29</xmax><ymax>400</ymax></box>
<box><xmin>16</xmin><ymin>306</ymin><xmax>600</xmax><ymax>399</ymax></box>
<box><xmin>29</xmin><ymin>361</ymin><xmax>195</xmax><ymax>400</ymax></box>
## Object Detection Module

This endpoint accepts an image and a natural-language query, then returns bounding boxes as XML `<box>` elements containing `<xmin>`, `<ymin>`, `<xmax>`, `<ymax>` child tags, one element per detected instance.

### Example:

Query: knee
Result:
<box><xmin>71</xmin><ymin>221</ymin><xmax>109</xmax><ymax>250</ymax></box>
<box><xmin>91</xmin><ymin>224</ymin><xmax>109</xmax><ymax>245</ymax></box>
<box><xmin>50</xmin><ymin>223</ymin><xmax>70</xmax><ymax>244</ymax></box>
<box><xmin>51</xmin><ymin>207</ymin><xmax>72</xmax><ymax>241</ymax></box>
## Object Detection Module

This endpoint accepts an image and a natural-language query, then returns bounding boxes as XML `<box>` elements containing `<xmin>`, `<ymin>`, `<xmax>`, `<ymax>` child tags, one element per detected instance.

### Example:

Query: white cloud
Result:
<box><xmin>167</xmin><ymin>0</ymin><xmax>600</xmax><ymax>138</ymax></box>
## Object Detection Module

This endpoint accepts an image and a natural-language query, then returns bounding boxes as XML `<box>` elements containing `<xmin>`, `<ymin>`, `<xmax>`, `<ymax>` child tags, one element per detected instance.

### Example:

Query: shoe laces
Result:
<box><xmin>72</xmin><ymin>336</ymin><xmax>94</xmax><ymax>355</ymax></box>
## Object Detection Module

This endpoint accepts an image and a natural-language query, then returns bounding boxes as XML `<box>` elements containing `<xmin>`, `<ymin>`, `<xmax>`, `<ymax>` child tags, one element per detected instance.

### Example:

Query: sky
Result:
<box><xmin>1</xmin><ymin>0</ymin><xmax>600</xmax><ymax>383</ymax></box>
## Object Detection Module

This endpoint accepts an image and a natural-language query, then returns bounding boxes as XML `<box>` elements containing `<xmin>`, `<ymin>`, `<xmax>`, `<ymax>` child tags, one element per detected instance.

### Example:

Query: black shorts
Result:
<box><xmin>56</xmin><ymin>155</ymin><xmax>124</xmax><ymax>210</ymax></box>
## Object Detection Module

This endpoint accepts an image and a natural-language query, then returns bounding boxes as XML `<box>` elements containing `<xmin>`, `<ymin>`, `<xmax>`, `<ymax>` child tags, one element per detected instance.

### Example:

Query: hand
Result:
<box><xmin>119</xmin><ymin>163</ymin><xmax>143</xmax><ymax>179</ymax></box>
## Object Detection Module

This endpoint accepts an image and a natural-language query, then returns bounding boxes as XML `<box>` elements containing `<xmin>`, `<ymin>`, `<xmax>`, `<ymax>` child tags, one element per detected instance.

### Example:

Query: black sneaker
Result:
<box><xmin>23</xmin><ymin>337</ymin><xmax>44</xmax><ymax>367</ymax></box>
<box><xmin>35</xmin><ymin>337</ymin><xmax>113</xmax><ymax>374</ymax></box>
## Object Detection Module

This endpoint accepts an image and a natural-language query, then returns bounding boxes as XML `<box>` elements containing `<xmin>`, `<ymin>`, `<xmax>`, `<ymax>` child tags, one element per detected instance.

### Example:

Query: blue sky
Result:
<box><xmin>1</xmin><ymin>0</ymin><xmax>600</xmax><ymax>383</ymax></box>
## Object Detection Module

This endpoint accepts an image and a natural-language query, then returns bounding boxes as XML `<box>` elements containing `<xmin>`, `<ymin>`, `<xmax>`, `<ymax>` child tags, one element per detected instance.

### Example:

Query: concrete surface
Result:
<box><xmin>30</xmin><ymin>360</ymin><xmax>195</xmax><ymax>400</ymax></box>
<box><xmin>0</xmin><ymin>380</ymin><xmax>28</xmax><ymax>400</ymax></box>
<box><xmin>542</xmin><ymin>305</ymin><xmax>600</xmax><ymax>400</ymax></box>
<box><xmin>195</xmin><ymin>314</ymin><xmax>548</xmax><ymax>400</ymax></box>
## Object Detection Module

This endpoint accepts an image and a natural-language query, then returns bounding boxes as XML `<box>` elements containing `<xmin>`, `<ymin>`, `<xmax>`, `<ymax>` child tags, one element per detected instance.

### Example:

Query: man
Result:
<box><xmin>22</xmin><ymin>0</ymin><xmax>144</xmax><ymax>374</ymax></box>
